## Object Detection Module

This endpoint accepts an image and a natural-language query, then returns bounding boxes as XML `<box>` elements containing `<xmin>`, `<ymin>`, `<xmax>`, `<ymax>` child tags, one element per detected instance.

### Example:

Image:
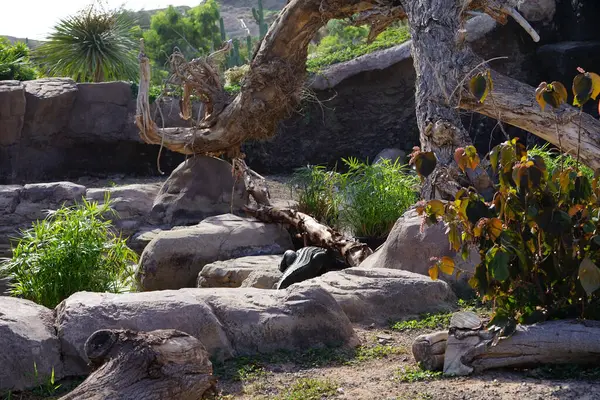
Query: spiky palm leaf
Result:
<box><xmin>34</xmin><ymin>5</ymin><xmax>138</xmax><ymax>82</ymax></box>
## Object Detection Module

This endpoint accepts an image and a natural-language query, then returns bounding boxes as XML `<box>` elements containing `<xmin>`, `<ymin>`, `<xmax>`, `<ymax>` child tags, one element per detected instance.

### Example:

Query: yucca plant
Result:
<box><xmin>34</xmin><ymin>4</ymin><xmax>138</xmax><ymax>82</ymax></box>
<box><xmin>0</xmin><ymin>195</ymin><xmax>138</xmax><ymax>308</ymax></box>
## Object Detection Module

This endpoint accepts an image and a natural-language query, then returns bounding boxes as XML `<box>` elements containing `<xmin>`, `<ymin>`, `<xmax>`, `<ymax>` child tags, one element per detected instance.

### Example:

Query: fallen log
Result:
<box><xmin>59</xmin><ymin>329</ymin><xmax>216</xmax><ymax>400</ymax></box>
<box><xmin>245</xmin><ymin>206</ymin><xmax>372</xmax><ymax>267</ymax></box>
<box><xmin>411</xmin><ymin>312</ymin><xmax>600</xmax><ymax>376</ymax></box>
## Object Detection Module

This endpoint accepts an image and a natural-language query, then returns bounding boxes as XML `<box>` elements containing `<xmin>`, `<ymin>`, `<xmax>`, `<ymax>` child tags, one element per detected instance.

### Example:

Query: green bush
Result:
<box><xmin>307</xmin><ymin>22</ymin><xmax>410</xmax><ymax>72</ymax></box>
<box><xmin>291</xmin><ymin>165</ymin><xmax>341</xmax><ymax>227</ymax></box>
<box><xmin>0</xmin><ymin>196</ymin><xmax>138</xmax><ymax>308</ymax></box>
<box><xmin>338</xmin><ymin>158</ymin><xmax>419</xmax><ymax>238</ymax></box>
<box><xmin>0</xmin><ymin>38</ymin><xmax>38</xmax><ymax>81</ymax></box>
<box><xmin>420</xmin><ymin>138</ymin><xmax>600</xmax><ymax>333</ymax></box>
<box><xmin>528</xmin><ymin>143</ymin><xmax>593</xmax><ymax>180</ymax></box>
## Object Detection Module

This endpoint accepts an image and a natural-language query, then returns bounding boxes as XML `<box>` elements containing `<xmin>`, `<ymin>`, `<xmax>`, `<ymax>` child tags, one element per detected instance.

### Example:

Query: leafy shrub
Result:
<box><xmin>0</xmin><ymin>196</ymin><xmax>138</xmax><ymax>308</ymax></box>
<box><xmin>291</xmin><ymin>165</ymin><xmax>341</xmax><ymax>226</ymax></box>
<box><xmin>419</xmin><ymin>139</ymin><xmax>600</xmax><ymax>332</ymax></box>
<box><xmin>0</xmin><ymin>38</ymin><xmax>38</xmax><ymax>81</ymax></box>
<box><xmin>338</xmin><ymin>158</ymin><xmax>418</xmax><ymax>238</ymax></box>
<box><xmin>307</xmin><ymin>22</ymin><xmax>410</xmax><ymax>72</ymax></box>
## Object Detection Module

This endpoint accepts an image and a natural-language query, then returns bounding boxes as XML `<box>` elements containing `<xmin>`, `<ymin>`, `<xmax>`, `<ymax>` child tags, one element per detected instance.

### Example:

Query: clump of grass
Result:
<box><xmin>353</xmin><ymin>343</ymin><xmax>406</xmax><ymax>363</ymax></box>
<box><xmin>0</xmin><ymin>194</ymin><xmax>138</xmax><ymax>308</ymax></box>
<box><xmin>528</xmin><ymin>144</ymin><xmax>594</xmax><ymax>179</ymax></box>
<box><xmin>307</xmin><ymin>25</ymin><xmax>410</xmax><ymax>72</ymax></box>
<box><xmin>290</xmin><ymin>165</ymin><xmax>342</xmax><ymax>227</ymax></box>
<box><xmin>338</xmin><ymin>157</ymin><xmax>419</xmax><ymax>238</ymax></box>
<box><xmin>395</xmin><ymin>366</ymin><xmax>443</xmax><ymax>383</ymax></box>
<box><xmin>278</xmin><ymin>378</ymin><xmax>337</xmax><ymax>400</ymax></box>
<box><xmin>391</xmin><ymin>312</ymin><xmax>453</xmax><ymax>331</ymax></box>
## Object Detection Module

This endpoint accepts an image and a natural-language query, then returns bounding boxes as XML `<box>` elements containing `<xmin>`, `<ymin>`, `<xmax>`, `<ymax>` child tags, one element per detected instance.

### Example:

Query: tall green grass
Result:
<box><xmin>338</xmin><ymin>158</ymin><xmax>419</xmax><ymax>238</ymax></box>
<box><xmin>291</xmin><ymin>158</ymin><xmax>419</xmax><ymax>239</ymax></box>
<box><xmin>0</xmin><ymin>195</ymin><xmax>137</xmax><ymax>308</ymax></box>
<box><xmin>528</xmin><ymin>143</ymin><xmax>594</xmax><ymax>179</ymax></box>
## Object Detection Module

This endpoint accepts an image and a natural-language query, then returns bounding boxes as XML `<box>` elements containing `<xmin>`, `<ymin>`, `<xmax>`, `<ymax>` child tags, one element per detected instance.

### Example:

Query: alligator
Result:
<box><xmin>276</xmin><ymin>246</ymin><xmax>333</xmax><ymax>290</ymax></box>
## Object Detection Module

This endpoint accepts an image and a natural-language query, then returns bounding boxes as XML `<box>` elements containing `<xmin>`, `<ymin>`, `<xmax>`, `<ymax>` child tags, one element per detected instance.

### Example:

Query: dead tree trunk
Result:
<box><xmin>245</xmin><ymin>206</ymin><xmax>373</xmax><ymax>267</ymax></box>
<box><xmin>412</xmin><ymin>312</ymin><xmax>600</xmax><ymax>375</ymax></box>
<box><xmin>60</xmin><ymin>329</ymin><xmax>216</xmax><ymax>400</ymax></box>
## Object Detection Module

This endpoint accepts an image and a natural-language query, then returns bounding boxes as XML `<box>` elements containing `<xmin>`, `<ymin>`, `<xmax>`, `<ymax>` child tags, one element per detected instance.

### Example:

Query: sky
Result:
<box><xmin>1</xmin><ymin>0</ymin><xmax>200</xmax><ymax>40</ymax></box>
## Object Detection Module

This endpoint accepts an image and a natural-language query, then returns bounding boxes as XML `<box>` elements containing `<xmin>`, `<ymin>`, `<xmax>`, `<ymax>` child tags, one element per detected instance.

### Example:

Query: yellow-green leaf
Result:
<box><xmin>426</xmin><ymin>199</ymin><xmax>445</xmax><ymax>218</ymax></box>
<box><xmin>590</xmin><ymin>72</ymin><xmax>600</xmax><ymax>100</ymax></box>
<box><xmin>487</xmin><ymin>218</ymin><xmax>503</xmax><ymax>242</ymax></box>
<box><xmin>573</xmin><ymin>73</ymin><xmax>593</xmax><ymax>106</ymax></box>
<box><xmin>579</xmin><ymin>257</ymin><xmax>600</xmax><ymax>296</ymax></box>
<box><xmin>469</xmin><ymin>72</ymin><xmax>490</xmax><ymax>103</ymax></box>
<box><xmin>414</xmin><ymin>152</ymin><xmax>437</xmax><ymax>178</ymax></box>
<box><xmin>439</xmin><ymin>256</ymin><xmax>455</xmax><ymax>275</ymax></box>
<box><xmin>428</xmin><ymin>265</ymin><xmax>440</xmax><ymax>281</ymax></box>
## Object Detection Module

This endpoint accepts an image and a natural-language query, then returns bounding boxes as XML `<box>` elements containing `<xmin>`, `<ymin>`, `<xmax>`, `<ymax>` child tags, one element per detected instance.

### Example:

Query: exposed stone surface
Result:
<box><xmin>21</xmin><ymin>78</ymin><xmax>77</xmax><ymax>140</ymax></box>
<box><xmin>197</xmin><ymin>255</ymin><xmax>282</xmax><ymax>289</ymax></box>
<box><xmin>16</xmin><ymin>182</ymin><xmax>87</xmax><ymax>220</ymax></box>
<box><xmin>55</xmin><ymin>286</ymin><xmax>358</xmax><ymax>376</ymax></box>
<box><xmin>517</xmin><ymin>0</ymin><xmax>556</xmax><ymax>22</ymax></box>
<box><xmin>151</xmin><ymin>156</ymin><xmax>248</xmax><ymax>226</ymax></box>
<box><xmin>0</xmin><ymin>297</ymin><xmax>63</xmax><ymax>391</ymax></box>
<box><xmin>373</xmin><ymin>148</ymin><xmax>407</xmax><ymax>165</ymax></box>
<box><xmin>0</xmin><ymin>80</ymin><xmax>25</xmax><ymax>146</ymax></box>
<box><xmin>297</xmin><ymin>268</ymin><xmax>456</xmax><ymax>325</ymax></box>
<box><xmin>359</xmin><ymin>209</ymin><xmax>479</xmax><ymax>296</ymax></box>
<box><xmin>137</xmin><ymin>214</ymin><xmax>293</xmax><ymax>291</ymax></box>
<box><xmin>86</xmin><ymin>183</ymin><xmax>162</xmax><ymax>237</ymax></box>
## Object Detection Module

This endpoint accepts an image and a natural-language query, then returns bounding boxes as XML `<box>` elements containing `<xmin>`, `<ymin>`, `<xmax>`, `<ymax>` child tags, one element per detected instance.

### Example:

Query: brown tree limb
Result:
<box><xmin>245</xmin><ymin>206</ymin><xmax>372</xmax><ymax>267</ymax></box>
<box><xmin>60</xmin><ymin>329</ymin><xmax>216</xmax><ymax>400</ymax></box>
<box><xmin>460</xmin><ymin>71</ymin><xmax>600</xmax><ymax>171</ymax></box>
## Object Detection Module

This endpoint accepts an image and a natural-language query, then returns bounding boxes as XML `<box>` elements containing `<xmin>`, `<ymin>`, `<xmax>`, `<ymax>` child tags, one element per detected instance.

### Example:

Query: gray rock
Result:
<box><xmin>197</xmin><ymin>255</ymin><xmax>282</xmax><ymax>289</ymax></box>
<box><xmin>15</xmin><ymin>182</ymin><xmax>87</xmax><ymax>221</ymax></box>
<box><xmin>55</xmin><ymin>286</ymin><xmax>358</xmax><ymax>376</ymax></box>
<box><xmin>0</xmin><ymin>297</ymin><xmax>63</xmax><ymax>391</ymax></box>
<box><xmin>0</xmin><ymin>276</ymin><xmax>12</xmax><ymax>296</ymax></box>
<box><xmin>373</xmin><ymin>148</ymin><xmax>407</xmax><ymax>165</ymax></box>
<box><xmin>297</xmin><ymin>267</ymin><xmax>456</xmax><ymax>325</ymax></box>
<box><xmin>137</xmin><ymin>214</ymin><xmax>293</xmax><ymax>291</ymax></box>
<box><xmin>0</xmin><ymin>81</ymin><xmax>26</xmax><ymax>146</ymax></box>
<box><xmin>517</xmin><ymin>0</ymin><xmax>556</xmax><ymax>22</ymax></box>
<box><xmin>359</xmin><ymin>209</ymin><xmax>479</xmax><ymax>297</ymax></box>
<box><xmin>0</xmin><ymin>185</ymin><xmax>22</xmax><ymax>215</ymax></box>
<box><xmin>151</xmin><ymin>156</ymin><xmax>248</xmax><ymax>226</ymax></box>
<box><xmin>21</xmin><ymin>78</ymin><xmax>77</xmax><ymax>140</ymax></box>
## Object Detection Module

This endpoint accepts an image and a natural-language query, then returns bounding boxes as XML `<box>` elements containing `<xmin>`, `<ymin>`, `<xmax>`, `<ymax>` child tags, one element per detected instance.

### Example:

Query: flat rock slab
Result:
<box><xmin>136</xmin><ymin>214</ymin><xmax>293</xmax><ymax>291</ymax></box>
<box><xmin>197</xmin><ymin>255</ymin><xmax>282</xmax><ymax>289</ymax></box>
<box><xmin>296</xmin><ymin>267</ymin><xmax>457</xmax><ymax>325</ymax></box>
<box><xmin>0</xmin><ymin>297</ymin><xmax>63</xmax><ymax>391</ymax></box>
<box><xmin>56</xmin><ymin>286</ymin><xmax>358</xmax><ymax>377</ymax></box>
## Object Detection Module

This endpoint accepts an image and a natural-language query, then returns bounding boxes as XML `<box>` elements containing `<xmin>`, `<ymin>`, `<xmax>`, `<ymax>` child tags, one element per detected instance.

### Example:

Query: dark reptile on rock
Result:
<box><xmin>276</xmin><ymin>246</ymin><xmax>334</xmax><ymax>290</ymax></box>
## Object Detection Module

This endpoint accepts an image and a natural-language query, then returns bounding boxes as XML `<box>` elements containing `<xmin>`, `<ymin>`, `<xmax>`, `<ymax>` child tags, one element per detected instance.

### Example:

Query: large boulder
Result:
<box><xmin>136</xmin><ymin>214</ymin><xmax>293</xmax><ymax>291</ymax></box>
<box><xmin>151</xmin><ymin>156</ymin><xmax>248</xmax><ymax>226</ymax></box>
<box><xmin>197</xmin><ymin>255</ymin><xmax>282</xmax><ymax>289</ymax></box>
<box><xmin>86</xmin><ymin>183</ymin><xmax>162</xmax><ymax>237</ymax></box>
<box><xmin>0</xmin><ymin>297</ymin><xmax>63</xmax><ymax>391</ymax></box>
<box><xmin>0</xmin><ymin>80</ymin><xmax>26</xmax><ymax>146</ymax></box>
<box><xmin>21</xmin><ymin>78</ymin><xmax>77</xmax><ymax>140</ymax></box>
<box><xmin>55</xmin><ymin>286</ymin><xmax>358</xmax><ymax>376</ymax></box>
<box><xmin>359</xmin><ymin>209</ymin><xmax>479</xmax><ymax>296</ymax></box>
<box><xmin>296</xmin><ymin>268</ymin><xmax>456</xmax><ymax>325</ymax></box>
<box><xmin>14</xmin><ymin>182</ymin><xmax>87</xmax><ymax>220</ymax></box>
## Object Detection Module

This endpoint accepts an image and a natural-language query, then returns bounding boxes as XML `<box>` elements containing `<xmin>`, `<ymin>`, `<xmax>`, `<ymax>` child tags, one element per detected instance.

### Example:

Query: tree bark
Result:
<box><xmin>60</xmin><ymin>329</ymin><xmax>216</xmax><ymax>400</ymax></box>
<box><xmin>245</xmin><ymin>206</ymin><xmax>373</xmax><ymax>267</ymax></box>
<box><xmin>411</xmin><ymin>313</ymin><xmax>600</xmax><ymax>376</ymax></box>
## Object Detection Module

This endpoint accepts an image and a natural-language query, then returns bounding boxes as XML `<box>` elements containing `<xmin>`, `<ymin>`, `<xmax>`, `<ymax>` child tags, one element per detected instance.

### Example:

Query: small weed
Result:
<box><xmin>353</xmin><ymin>343</ymin><xmax>406</xmax><ymax>363</ymax></box>
<box><xmin>278</xmin><ymin>378</ymin><xmax>337</xmax><ymax>400</ymax></box>
<box><xmin>391</xmin><ymin>312</ymin><xmax>452</xmax><ymax>331</ymax></box>
<box><xmin>213</xmin><ymin>356</ymin><xmax>266</xmax><ymax>382</ymax></box>
<box><xmin>395</xmin><ymin>366</ymin><xmax>443</xmax><ymax>383</ymax></box>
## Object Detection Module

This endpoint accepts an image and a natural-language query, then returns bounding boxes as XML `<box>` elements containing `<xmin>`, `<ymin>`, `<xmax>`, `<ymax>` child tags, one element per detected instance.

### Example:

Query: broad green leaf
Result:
<box><xmin>447</xmin><ymin>223</ymin><xmax>461</xmax><ymax>252</ymax></box>
<box><xmin>487</xmin><ymin>246</ymin><xmax>510</xmax><ymax>282</ymax></box>
<box><xmin>489</xmin><ymin>146</ymin><xmax>500</xmax><ymax>173</ymax></box>
<box><xmin>590</xmin><ymin>72</ymin><xmax>600</xmax><ymax>100</ymax></box>
<box><xmin>426</xmin><ymin>199</ymin><xmax>445</xmax><ymax>218</ymax></box>
<box><xmin>578</xmin><ymin>257</ymin><xmax>600</xmax><ymax>296</ymax></box>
